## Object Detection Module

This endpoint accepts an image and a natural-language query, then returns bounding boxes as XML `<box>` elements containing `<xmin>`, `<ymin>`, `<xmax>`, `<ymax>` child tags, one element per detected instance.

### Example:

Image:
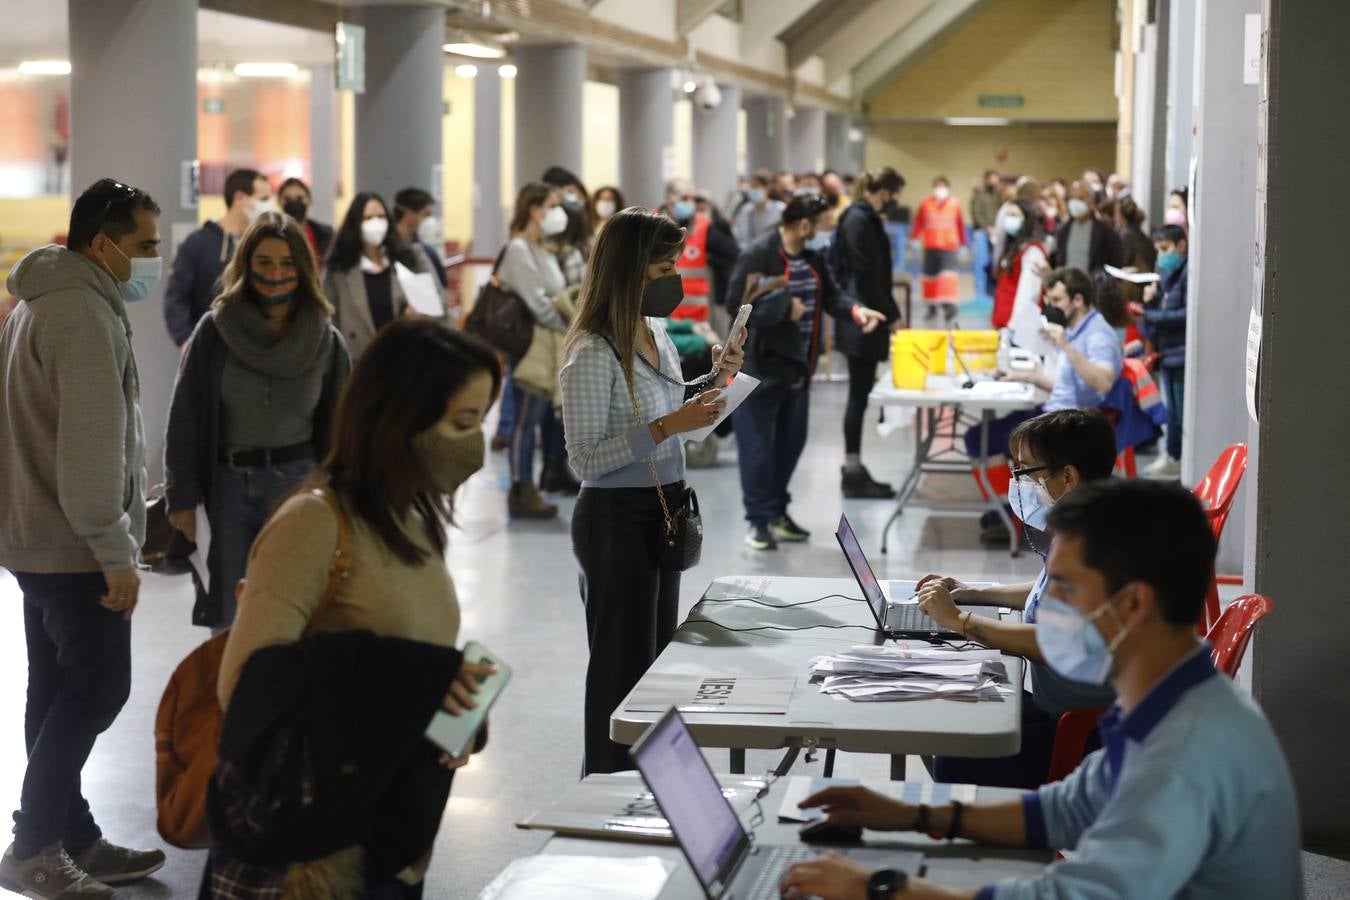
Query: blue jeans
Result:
<box><xmin>215</xmin><ymin>459</ymin><xmax>313</xmax><ymax>630</ymax></box>
<box><xmin>510</xmin><ymin>387</ymin><xmax>550</xmax><ymax>483</ymax></box>
<box><xmin>541</xmin><ymin>404</ymin><xmax>566</xmax><ymax>462</ymax></box>
<box><xmin>972</xmin><ymin>228</ymin><xmax>992</xmax><ymax>301</ymax></box>
<box><xmin>11</xmin><ymin>571</ymin><xmax>131</xmax><ymax>857</ymax></box>
<box><xmin>495</xmin><ymin>369</ymin><xmax>516</xmax><ymax>441</ymax></box>
<box><xmin>733</xmin><ymin>383</ymin><xmax>810</xmax><ymax>526</ymax></box>
<box><xmin>1162</xmin><ymin>365</ymin><xmax>1184</xmax><ymax>460</ymax></box>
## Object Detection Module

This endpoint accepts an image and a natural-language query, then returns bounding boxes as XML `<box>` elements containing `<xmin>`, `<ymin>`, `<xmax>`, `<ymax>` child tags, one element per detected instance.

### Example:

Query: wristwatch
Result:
<box><xmin>867</xmin><ymin>868</ymin><xmax>908</xmax><ymax>900</ymax></box>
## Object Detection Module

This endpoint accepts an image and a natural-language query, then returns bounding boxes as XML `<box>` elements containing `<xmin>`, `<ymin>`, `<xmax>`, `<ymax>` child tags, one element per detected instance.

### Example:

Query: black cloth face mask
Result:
<box><xmin>282</xmin><ymin>199</ymin><xmax>309</xmax><ymax>221</ymax></box>
<box><xmin>641</xmin><ymin>274</ymin><xmax>684</xmax><ymax>318</ymax></box>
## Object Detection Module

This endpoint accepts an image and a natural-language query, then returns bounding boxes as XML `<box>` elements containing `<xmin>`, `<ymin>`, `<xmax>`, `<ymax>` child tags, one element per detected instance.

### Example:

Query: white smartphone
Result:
<box><xmin>425</xmin><ymin>641</ymin><xmax>512</xmax><ymax>758</ymax></box>
<box><xmin>716</xmin><ymin>303</ymin><xmax>753</xmax><ymax>369</ymax></box>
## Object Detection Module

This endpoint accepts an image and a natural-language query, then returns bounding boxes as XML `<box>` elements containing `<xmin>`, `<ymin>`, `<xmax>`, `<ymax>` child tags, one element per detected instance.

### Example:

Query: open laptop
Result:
<box><xmin>632</xmin><ymin>708</ymin><xmax>922</xmax><ymax>900</ymax></box>
<box><xmin>835</xmin><ymin>513</ymin><xmax>1001</xmax><ymax>641</ymax></box>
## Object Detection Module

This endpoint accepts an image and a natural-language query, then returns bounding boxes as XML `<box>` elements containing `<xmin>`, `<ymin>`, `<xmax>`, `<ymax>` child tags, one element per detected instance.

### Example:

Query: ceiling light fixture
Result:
<box><xmin>455</xmin><ymin>64</ymin><xmax>479</xmax><ymax>78</ymax></box>
<box><xmin>498</xmin><ymin>64</ymin><xmax>517</xmax><ymax>79</ymax></box>
<box><xmin>18</xmin><ymin>60</ymin><xmax>70</xmax><ymax>76</ymax></box>
<box><xmin>443</xmin><ymin>42</ymin><xmax>505</xmax><ymax>59</ymax></box>
<box><xmin>943</xmin><ymin>116</ymin><xmax>1012</xmax><ymax>126</ymax></box>
<box><xmin>683</xmin><ymin>79</ymin><xmax>697</xmax><ymax>93</ymax></box>
<box><xmin>234</xmin><ymin>62</ymin><xmax>299</xmax><ymax>78</ymax></box>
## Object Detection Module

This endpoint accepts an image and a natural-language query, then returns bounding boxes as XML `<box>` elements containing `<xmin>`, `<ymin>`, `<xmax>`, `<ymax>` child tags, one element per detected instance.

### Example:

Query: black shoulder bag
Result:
<box><xmin>464</xmin><ymin>247</ymin><xmax>535</xmax><ymax>359</ymax></box>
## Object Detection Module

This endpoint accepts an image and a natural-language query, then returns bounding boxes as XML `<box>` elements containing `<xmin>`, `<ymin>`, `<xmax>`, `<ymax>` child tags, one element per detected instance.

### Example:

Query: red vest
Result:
<box><xmin>677</xmin><ymin>214</ymin><xmax>711</xmax><ymax>298</ymax></box>
<box><xmin>992</xmin><ymin>241</ymin><xmax>1046</xmax><ymax>329</ymax></box>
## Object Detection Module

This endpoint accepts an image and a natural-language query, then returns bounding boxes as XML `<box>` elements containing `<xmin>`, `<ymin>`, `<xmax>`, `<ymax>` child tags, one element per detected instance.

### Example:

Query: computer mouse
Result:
<box><xmin>798</xmin><ymin>819</ymin><xmax>863</xmax><ymax>844</ymax></box>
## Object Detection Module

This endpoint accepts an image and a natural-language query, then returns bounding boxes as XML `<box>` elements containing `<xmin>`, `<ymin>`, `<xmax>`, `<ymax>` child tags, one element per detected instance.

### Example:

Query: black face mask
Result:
<box><xmin>282</xmin><ymin>198</ymin><xmax>308</xmax><ymax>221</ymax></box>
<box><xmin>641</xmin><ymin>274</ymin><xmax>684</xmax><ymax>318</ymax></box>
<box><xmin>1043</xmin><ymin>304</ymin><xmax>1069</xmax><ymax>328</ymax></box>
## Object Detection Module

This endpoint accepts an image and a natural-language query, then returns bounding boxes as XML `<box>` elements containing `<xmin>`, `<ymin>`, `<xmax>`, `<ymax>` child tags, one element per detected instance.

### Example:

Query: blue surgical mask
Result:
<box><xmin>104</xmin><ymin>240</ymin><xmax>163</xmax><ymax>303</ymax></box>
<box><xmin>1034</xmin><ymin>592</ymin><xmax>1132</xmax><ymax>685</ymax></box>
<box><xmin>748</xmin><ymin>188</ymin><xmax>766</xmax><ymax>205</ymax></box>
<box><xmin>804</xmin><ymin>232</ymin><xmax>830</xmax><ymax>252</ymax></box>
<box><xmin>672</xmin><ymin>200</ymin><xmax>696</xmax><ymax>221</ymax></box>
<box><xmin>1010</xmin><ymin>477</ymin><xmax>1054</xmax><ymax>534</ymax></box>
<box><xmin>1156</xmin><ymin>251</ymin><xmax>1182</xmax><ymax>277</ymax></box>
<box><xmin>1002</xmin><ymin>216</ymin><xmax>1024</xmax><ymax>236</ymax></box>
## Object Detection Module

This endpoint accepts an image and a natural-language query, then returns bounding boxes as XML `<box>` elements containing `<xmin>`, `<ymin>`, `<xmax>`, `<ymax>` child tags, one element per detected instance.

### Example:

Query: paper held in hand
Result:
<box><xmin>1104</xmin><ymin>264</ymin><xmax>1161</xmax><ymax>285</ymax></box>
<box><xmin>394</xmin><ymin>261</ymin><xmax>445</xmax><ymax>317</ymax></box>
<box><xmin>624</xmin><ymin>674</ymin><xmax>795</xmax><ymax>715</ymax></box>
<box><xmin>682</xmin><ymin>372</ymin><xmax>759</xmax><ymax>442</ymax></box>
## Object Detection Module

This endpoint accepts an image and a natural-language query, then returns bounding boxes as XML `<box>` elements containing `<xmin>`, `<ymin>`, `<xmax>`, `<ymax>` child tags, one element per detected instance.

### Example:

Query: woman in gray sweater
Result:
<box><xmin>164</xmin><ymin>212</ymin><xmax>351</xmax><ymax>631</ymax></box>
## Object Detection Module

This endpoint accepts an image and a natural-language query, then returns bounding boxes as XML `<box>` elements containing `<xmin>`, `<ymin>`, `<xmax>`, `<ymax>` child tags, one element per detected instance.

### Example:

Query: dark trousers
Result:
<box><xmin>734</xmin><ymin>382</ymin><xmax>810</xmax><ymax>526</ymax></box>
<box><xmin>509</xmin><ymin>386</ymin><xmax>550</xmax><ymax>483</ymax></box>
<box><xmin>12</xmin><ymin>571</ymin><xmax>132</xmax><ymax>857</ymax></box>
<box><xmin>1162</xmin><ymin>365</ymin><xmax>1184</xmax><ymax>460</ymax></box>
<box><xmin>932</xmin><ymin>691</ymin><xmax>1101</xmax><ymax>790</ymax></box>
<box><xmin>844</xmin><ymin>355</ymin><xmax>879</xmax><ymax>457</ymax></box>
<box><xmin>962</xmin><ymin>407</ymin><xmax>1041</xmax><ymax>459</ymax></box>
<box><xmin>573</xmin><ymin>486</ymin><xmax>681</xmax><ymax>775</ymax></box>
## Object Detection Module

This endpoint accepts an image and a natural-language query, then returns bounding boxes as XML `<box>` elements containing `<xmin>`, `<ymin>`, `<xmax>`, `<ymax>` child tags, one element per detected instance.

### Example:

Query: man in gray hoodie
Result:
<box><xmin>0</xmin><ymin>178</ymin><xmax>167</xmax><ymax>897</ymax></box>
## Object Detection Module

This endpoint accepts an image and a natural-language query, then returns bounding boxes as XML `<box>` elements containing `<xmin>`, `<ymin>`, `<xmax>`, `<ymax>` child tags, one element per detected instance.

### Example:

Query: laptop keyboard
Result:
<box><xmin>887</xmin><ymin>603</ymin><xmax>944</xmax><ymax>634</ymax></box>
<box><xmin>746</xmin><ymin>846</ymin><xmax>817</xmax><ymax>900</ymax></box>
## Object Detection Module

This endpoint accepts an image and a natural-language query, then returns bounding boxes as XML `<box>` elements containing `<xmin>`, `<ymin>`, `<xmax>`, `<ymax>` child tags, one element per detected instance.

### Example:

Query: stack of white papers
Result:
<box><xmin>808</xmin><ymin>645</ymin><xmax>1014</xmax><ymax>702</ymax></box>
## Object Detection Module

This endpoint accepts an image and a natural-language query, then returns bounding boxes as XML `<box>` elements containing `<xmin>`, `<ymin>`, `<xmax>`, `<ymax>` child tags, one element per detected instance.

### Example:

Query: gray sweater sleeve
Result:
<box><xmin>497</xmin><ymin>239</ymin><xmax>567</xmax><ymax>332</ymax></box>
<box><xmin>45</xmin><ymin>302</ymin><xmax>139</xmax><ymax>569</ymax></box>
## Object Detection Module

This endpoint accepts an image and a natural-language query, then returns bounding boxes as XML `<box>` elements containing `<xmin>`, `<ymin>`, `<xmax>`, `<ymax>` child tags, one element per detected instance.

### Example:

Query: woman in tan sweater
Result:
<box><xmin>217</xmin><ymin>318</ymin><xmax>502</xmax><ymax>899</ymax></box>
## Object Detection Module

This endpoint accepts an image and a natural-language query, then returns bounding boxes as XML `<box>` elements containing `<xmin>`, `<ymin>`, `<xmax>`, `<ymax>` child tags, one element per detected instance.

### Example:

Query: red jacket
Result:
<box><xmin>912</xmin><ymin>195</ymin><xmax>967</xmax><ymax>251</ymax></box>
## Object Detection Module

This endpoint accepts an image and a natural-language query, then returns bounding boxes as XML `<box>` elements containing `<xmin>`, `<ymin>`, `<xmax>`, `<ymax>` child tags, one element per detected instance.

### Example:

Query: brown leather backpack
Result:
<box><xmin>154</xmin><ymin>487</ymin><xmax>351</xmax><ymax>849</ymax></box>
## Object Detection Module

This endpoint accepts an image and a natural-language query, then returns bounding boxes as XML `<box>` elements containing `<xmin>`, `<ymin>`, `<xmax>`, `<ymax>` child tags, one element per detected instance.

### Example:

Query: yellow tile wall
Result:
<box><xmin>866</xmin><ymin>121</ymin><xmax>1117</xmax><ymax>205</ymax></box>
<box><xmin>866</xmin><ymin>0</ymin><xmax>1117</xmax><ymax>122</ymax></box>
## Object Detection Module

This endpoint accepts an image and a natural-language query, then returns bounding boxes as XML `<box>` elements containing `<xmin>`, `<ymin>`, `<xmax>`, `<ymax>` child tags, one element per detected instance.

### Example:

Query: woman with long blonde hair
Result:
<box><xmin>560</xmin><ymin>207</ymin><xmax>744</xmax><ymax>774</ymax></box>
<box><xmin>164</xmin><ymin>210</ymin><xmax>351</xmax><ymax>631</ymax></box>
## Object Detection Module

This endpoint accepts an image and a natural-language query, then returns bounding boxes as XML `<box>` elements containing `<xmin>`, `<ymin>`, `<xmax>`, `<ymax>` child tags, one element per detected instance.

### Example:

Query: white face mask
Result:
<box><xmin>248</xmin><ymin>197</ymin><xmax>275</xmax><ymax>222</ymax></box>
<box><xmin>541</xmin><ymin>205</ymin><xmax>568</xmax><ymax>236</ymax></box>
<box><xmin>361</xmin><ymin>216</ymin><xmax>389</xmax><ymax>247</ymax></box>
<box><xmin>595</xmin><ymin>198</ymin><xmax>616</xmax><ymax>219</ymax></box>
<box><xmin>417</xmin><ymin>215</ymin><xmax>441</xmax><ymax>246</ymax></box>
<box><xmin>934</xmin><ymin>185</ymin><xmax>950</xmax><ymax>201</ymax></box>
<box><xmin>1068</xmin><ymin>198</ymin><xmax>1091</xmax><ymax>219</ymax></box>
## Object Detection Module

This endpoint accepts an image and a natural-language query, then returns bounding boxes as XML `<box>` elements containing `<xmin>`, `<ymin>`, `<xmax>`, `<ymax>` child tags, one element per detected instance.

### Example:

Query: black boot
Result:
<box><xmin>841</xmin><ymin>465</ymin><xmax>896</xmax><ymax>500</ymax></box>
<box><xmin>539</xmin><ymin>458</ymin><xmax>581</xmax><ymax>496</ymax></box>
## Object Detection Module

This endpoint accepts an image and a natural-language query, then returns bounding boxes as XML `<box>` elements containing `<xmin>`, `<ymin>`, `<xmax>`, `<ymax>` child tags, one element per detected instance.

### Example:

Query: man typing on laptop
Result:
<box><xmin>781</xmin><ymin>481</ymin><xmax>1301</xmax><ymax>900</ymax></box>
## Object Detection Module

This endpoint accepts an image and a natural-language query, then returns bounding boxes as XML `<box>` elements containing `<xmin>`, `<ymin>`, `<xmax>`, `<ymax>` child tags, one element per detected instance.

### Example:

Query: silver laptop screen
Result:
<box><xmin>633</xmin><ymin>711</ymin><xmax>748</xmax><ymax>893</ymax></box>
<box><xmin>836</xmin><ymin>514</ymin><xmax>887</xmax><ymax>628</ymax></box>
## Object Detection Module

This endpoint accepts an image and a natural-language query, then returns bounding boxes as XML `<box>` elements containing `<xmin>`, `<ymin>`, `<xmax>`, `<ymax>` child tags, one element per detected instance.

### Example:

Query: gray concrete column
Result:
<box><xmin>1183</xmin><ymin>0</ymin><xmax>1259</xmax><ymax>572</ymax></box>
<box><xmin>69</xmin><ymin>0</ymin><xmax>196</xmax><ymax>484</ymax></box>
<box><xmin>825</xmin><ymin>112</ymin><xmax>855</xmax><ymax>173</ymax></box>
<box><xmin>744</xmin><ymin>96</ymin><xmax>787</xmax><ymax>173</ymax></box>
<box><xmin>1250</xmin><ymin>0</ymin><xmax>1350</xmax><ymax>852</ymax></box>
<box><xmin>354</xmin><ymin>5</ymin><xmax>444</xmax><ymax>204</ymax></box>
<box><xmin>693</xmin><ymin>83</ymin><xmax>741</xmax><ymax>210</ymax></box>
<box><xmin>473</xmin><ymin>67</ymin><xmax>505</xmax><ymax>255</ymax></box>
<box><xmin>309</xmin><ymin>63</ymin><xmax>337</xmax><ymax>226</ymax></box>
<box><xmin>1165</xmin><ymin>0</ymin><xmax>1197</xmax><ymax>197</ymax></box>
<box><xmin>618</xmin><ymin>68</ymin><xmax>675</xmax><ymax>210</ymax></box>
<box><xmin>1129</xmin><ymin>4</ymin><xmax>1169</xmax><ymax>222</ymax></box>
<box><xmin>514</xmin><ymin>44</ymin><xmax>585</xmax><ymax>188</ymax></box>
<box><xmin>787</xmin><ymin>105</ymin><xmax>826</xmax><ymax>175</ymax></box>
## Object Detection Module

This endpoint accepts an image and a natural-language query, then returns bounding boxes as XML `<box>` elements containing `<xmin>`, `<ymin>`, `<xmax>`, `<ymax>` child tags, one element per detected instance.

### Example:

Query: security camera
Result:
<box><xmin>696</xmin><ymin>80</ymin><xmax>722</xmax><ymax>111</ymax></box>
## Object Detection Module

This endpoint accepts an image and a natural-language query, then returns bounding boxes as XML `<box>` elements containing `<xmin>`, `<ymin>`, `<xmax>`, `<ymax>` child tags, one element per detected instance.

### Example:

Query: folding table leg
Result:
<box><xmin>823</xmin><ymin>748</ymin><xmax>836</xmax><ymax>778</ymax></box>
<box><xmin>772</xmin><ymin>747</ymin><xmax>801</xmax><ymax>778</ymax></box>
<box><xmin>890</xmin><ymin>754</ymin><xmax>907</xmax><ymax>781</ymax></box>
<box><xmin>730</xmin><ymin>748</ymin><xmax>745</xmax><ymax>774</ymax></box>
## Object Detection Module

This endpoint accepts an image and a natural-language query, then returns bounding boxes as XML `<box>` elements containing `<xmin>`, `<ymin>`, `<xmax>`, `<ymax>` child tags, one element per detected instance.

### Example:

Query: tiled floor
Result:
<box><xmin>1</xmin><ymin>364</ymin><xmax>1345</xmax><ymax>898</ymax></box>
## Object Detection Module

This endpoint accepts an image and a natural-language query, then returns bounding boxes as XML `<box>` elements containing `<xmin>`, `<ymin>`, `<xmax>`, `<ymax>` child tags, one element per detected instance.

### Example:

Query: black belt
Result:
<box><xmin>220</xmin><ymin>443</ymin><xmax>314</xmax><ymax>469</ymax></box>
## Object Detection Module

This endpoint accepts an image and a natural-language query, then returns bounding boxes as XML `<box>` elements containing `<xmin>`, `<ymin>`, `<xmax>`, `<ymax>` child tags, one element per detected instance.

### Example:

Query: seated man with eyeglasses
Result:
<box><xmin>914</xmin><ymin>408</ymin><xmax>1119</xmax><ymax>789</ymax></box>
<box><xmin>781</xmin><ymin>480</ymin><xmax>1301</xmax><ymax>900</ymax></box>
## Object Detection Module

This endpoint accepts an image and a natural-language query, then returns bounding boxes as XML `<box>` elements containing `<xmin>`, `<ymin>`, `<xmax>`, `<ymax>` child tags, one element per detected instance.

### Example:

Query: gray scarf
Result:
<box><xmin>214</xmin><ymin>296</ymin><xmax>333</xmax><ymax>379</ymax></box>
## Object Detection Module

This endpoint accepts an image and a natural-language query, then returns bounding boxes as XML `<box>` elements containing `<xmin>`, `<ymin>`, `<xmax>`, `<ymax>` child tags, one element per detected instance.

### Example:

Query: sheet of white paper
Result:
<box><xmin>478</xmin><ymin>855</ymin><xmax>675</xmax><ymax>900</ymax></box>
<box><xmin>683</xmin><ymin>372</ymin><xmax>760</xmax><ymax>442</ymax></box>
<box><xmin>778</xmin><ymin>776</ymin><xmax>975</xmax><ymax>822</ymax></box>
<box><xmin>967</xmin><ymin>381</ymin><xmax>1035</xmax><ymax>400</ymax></box>
<box><xmin>1008</xmin><ymin>296</ymin><xmax>1054</xmax><ymax>361</ymax></box>
<box><xmin>188</xmin><ymin>506</ymin><xmax>211</xmax><ymax>593</ymax></box>
<box><xmin>1103</xmin><ymin>264</ymin><xmax>1160</xmax><ymax>285</ymax></box>
<box><xmin>394</xmin><ymin>261</ymin><xmax>445</xmax><ymax>317</ymax></box>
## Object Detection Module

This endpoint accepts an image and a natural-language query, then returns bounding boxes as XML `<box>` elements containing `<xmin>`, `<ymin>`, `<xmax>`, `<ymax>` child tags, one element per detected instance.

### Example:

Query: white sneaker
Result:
<box><xmin>1143</xmin><ymin>455</ymin><xmax>1181</xmax><ymax>479</ymax></box>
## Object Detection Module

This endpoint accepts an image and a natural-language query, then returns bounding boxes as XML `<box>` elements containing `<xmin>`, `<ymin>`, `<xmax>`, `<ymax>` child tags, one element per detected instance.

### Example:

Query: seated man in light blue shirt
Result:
<box><xmin>781</xmin><ymin>479</ymin><xmax>1302</xmax><ymax>900</ymax></box>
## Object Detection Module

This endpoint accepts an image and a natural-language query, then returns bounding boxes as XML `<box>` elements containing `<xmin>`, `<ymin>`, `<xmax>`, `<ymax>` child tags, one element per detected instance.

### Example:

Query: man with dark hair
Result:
<box><xmin>163</xmin><ymin>166</ymin><xmax>271</xmax><ymax>346</ymax></box>
<box><xmin>277</xmin><ymin>176</ymin><xmax>333</xmax><ymax>260</ymax></box>
<box><xmin>782</xmin><ymin>480</ymin><xmax>1301</xmax><ymax>900</ymax></box>
<box><xmin>1141</xmin><ymin>223</ymin><xmax>1189</xmax><ymax>477</ymax></box>
<box><xmin>732</xmin><ymin>171</ymin><xmax>785</xmax><ymax>244</ymax></box>
<box><xmin>918</xmin><ymin>409</ymin><xmax>1119</xmax><ymax>788</ymax></box>
<box><xmin>1051</xmin><ymin>179</ymin><xmax>1123</xmax><ymax>275</ymax></box>
<box><xmin>392</xmin><ymin>187</ymin><xmax>448</xmax><ymax>288</ymax></box>
<box><xmin>727</xmin><ymin>193</ymin><xmax>885</xmax><ymax>550</ymax></box>
<box><xmin>0</xmin><ymin>178</ymin><xmax>167</xmax><ymax>896</ymax></box>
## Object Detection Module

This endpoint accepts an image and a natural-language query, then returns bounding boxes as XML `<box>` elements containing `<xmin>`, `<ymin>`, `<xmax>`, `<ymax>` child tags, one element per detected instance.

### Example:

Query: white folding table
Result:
<box><xmin>870</xmin><ymin>375</ymin><xmax>1041</xmax><ymax>556</ymax></box>
<box><xmin>610</xmin><ymin>576</ymin><xmax>1023</xmax><ymax>781</ymax></box>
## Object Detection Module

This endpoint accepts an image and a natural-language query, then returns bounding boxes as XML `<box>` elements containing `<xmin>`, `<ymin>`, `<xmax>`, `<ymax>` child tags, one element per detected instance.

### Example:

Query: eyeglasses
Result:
<box><xmin>96</xmin><ymin>181</ymin><xmax>139</xmax><ymax>234</ymax></box>
<box><xmin>1009</xmin><ymin>463</ymin><xmax>1056</xmax><ymax>482</ymax></box>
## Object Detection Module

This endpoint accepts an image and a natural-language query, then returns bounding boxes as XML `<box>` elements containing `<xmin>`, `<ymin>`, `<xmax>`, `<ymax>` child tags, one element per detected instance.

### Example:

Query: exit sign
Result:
<box><xmin>978</xmin><ymin>94</ymin><xmax>1025</xmax><ymax>108</ymax></box>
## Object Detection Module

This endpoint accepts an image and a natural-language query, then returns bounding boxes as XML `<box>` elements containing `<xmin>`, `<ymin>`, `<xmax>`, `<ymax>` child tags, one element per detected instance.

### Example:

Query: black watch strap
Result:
<box><xmin>867</xmin><ymin>867</ymin><xmax>908</xmax><ymax>900</ymax></box>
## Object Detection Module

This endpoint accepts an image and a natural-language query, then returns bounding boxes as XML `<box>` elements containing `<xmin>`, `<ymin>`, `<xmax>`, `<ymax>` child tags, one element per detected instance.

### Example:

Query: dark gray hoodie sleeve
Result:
<box><xmin>44</xmin><ymin>299</ymin><xmax>140</xmax><ymax>569</ymax></box>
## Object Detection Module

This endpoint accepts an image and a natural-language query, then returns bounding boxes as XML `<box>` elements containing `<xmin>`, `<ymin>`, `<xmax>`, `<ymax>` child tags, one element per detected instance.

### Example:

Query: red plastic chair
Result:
<box><xmin>1192</xmin><ymin>445</ymin><xmax>1249</xmax><ymax>633</ymax></box>
<box><xmin>1043</xmin><ymin>593</ymin><xmax>1272</xmax><ymax>784</ymax></box>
